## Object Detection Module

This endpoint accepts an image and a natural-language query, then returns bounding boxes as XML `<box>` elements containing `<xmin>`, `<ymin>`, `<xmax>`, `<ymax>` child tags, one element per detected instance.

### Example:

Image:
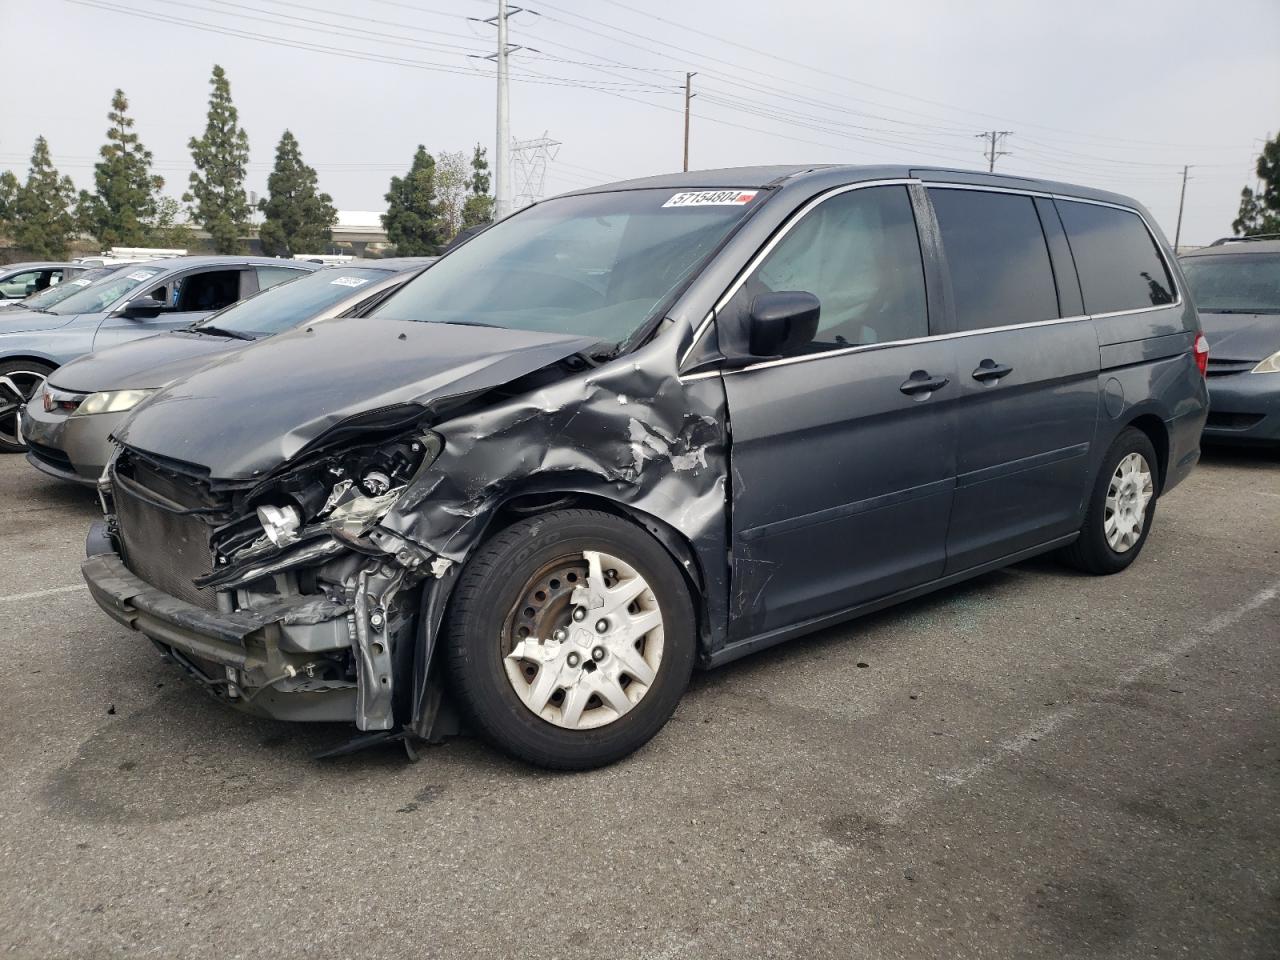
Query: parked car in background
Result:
<box><xmin>0</xmin><ymin>256</ymin><xmax>317</xmax><ymax>452</ymax></box>
<box><xmin>82</xmin><ymin>166</ymin><xmax>1207</xmax><ymax>769</ymax></box>
<box><xmin>1180</xmin><ymin>237</ymin><xmax>1280</xmax><ymax>445</ymax></box>
<box><xmin>23</xmin><ymin>258</ymin><xmax>435</xmax><ymax>484</ymax></box>
<box><xmin>0</xmin><ymin>262</ymin><xmax>85</xmax><ymax>301</ymax></box>
<box><xmin>0</xmin><ymin>264</ymin><xmax>124</xmax><ymax>312</ymax></box>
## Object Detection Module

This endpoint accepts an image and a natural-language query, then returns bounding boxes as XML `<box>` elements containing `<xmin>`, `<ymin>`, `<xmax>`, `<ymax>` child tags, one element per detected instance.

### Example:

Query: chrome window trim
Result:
<box><xmin>679</xmin><ymin>178</ymin><xmax>1184</xmax><ymax>381</ymax></box>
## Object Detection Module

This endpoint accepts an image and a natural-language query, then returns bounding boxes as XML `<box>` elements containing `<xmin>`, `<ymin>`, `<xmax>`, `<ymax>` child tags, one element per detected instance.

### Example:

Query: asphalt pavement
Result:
<box><xmin>0</xmin><ymin>446</ymin><xmax>1276</xmax><ymax>959</ymax></box>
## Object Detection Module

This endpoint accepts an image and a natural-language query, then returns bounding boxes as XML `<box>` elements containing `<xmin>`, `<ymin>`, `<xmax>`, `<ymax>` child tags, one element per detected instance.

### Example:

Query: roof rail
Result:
<box><xmin>1208</xmin><ymin>233</ymin><xmax>1280</xmax><ymax>246</ymax></box>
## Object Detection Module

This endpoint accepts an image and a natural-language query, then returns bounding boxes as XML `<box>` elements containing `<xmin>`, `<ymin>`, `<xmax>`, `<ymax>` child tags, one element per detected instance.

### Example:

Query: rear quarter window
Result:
<box><xmin>1055</xmin><ymin>200</ymin><xmax>1175</xmax><ymax>314</ymax></box>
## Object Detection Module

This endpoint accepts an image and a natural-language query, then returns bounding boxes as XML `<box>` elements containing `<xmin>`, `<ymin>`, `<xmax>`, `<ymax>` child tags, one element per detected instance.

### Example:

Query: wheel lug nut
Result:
<box><xmin>567</xmin><ymin>652</ymin><xmax>581</xmax><ymax>667</ymax></box>
<box><xmin>552</xmin><ymin>628</ymin><xmax>567</xmax><ymax>642</ymax></box>
<box><xmin>572</xmin><ymin>607</ymin><xmax>586</xmax><ymax>622</ymax></box>
<box><xmin>595</xmin><ymin>619</ymin><xmax>609</xmax><ymax>634</ymax></box>
<box><xmin>592</xmin><ymin>646</ymin><xmax>606</xmax><ymax>662</ymax></box>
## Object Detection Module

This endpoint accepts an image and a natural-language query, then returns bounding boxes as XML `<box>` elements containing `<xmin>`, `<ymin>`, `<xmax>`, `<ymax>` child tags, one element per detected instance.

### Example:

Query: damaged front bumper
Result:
<box><xmin>82</xmin><ymin>516</ymin><xmax>447</xmax><ymax>732</ymax></box>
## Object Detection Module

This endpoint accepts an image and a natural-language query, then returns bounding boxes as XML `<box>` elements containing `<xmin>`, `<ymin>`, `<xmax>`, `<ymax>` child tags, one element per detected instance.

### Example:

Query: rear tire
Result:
<box><xmin>1059</xmin><ymin>427</ymin><xmax>1159</xmax><ymax>575</ymax></box>
<box><xmin>444</xmin><ymin>508</ymin><xmax>696</xmax><ymax>770</ymax></box>
<box><xmin>0</xmin><ymin>359</ymin><xmax>54</xmax><ymax>453</ymax></box>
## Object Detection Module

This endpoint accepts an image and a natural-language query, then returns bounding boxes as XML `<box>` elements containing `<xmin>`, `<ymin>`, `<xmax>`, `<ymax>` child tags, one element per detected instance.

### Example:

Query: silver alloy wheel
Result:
<box><xmin>1104</xmin><ymin>451</ymin><xmax>1154</xmax><ymax>553</ymax></box>
<box><xmin>0</xmin><ymin>370</ymin><xmax>48</xmax><ymax>447</ymax></box>
<box><xmin>504</xmin><ymin>549</ymin><xmax>665</xmax><ymax>730</ymax></box>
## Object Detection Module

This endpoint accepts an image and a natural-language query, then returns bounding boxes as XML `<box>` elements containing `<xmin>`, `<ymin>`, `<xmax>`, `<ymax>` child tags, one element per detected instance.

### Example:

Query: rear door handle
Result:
<box><xmin>899</xmin><ymin>371</ymin><xmax>950</xmax><ymax>396</ymax></box>
<box><xmin>972</xmin><ymin>359</ymin><xmax>1013</xmax><ymax>382</ymax></box>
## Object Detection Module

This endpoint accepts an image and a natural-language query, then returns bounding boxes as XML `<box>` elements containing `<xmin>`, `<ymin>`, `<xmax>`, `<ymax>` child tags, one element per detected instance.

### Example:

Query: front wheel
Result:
<box><xmin>444</xmin><ymin>509</ymin><xmax>696</xmax><ymax>769</ymax></box>
<box><xmin>0</xmin><ymin>359</ymin><xmax>54</xmax><ymax>453</ymax></box>
<box><xmin>1059</xmin><ymin>427</ymin><xmax>1159</xmax><ymax>575</ymax></box>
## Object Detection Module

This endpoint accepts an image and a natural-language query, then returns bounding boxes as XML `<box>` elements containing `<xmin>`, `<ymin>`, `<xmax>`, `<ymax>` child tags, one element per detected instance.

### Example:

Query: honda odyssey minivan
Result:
<box><xmin>82</xmin><ymin>165</ymin><xmax>1209</xmax><ymax>769</ymax></box>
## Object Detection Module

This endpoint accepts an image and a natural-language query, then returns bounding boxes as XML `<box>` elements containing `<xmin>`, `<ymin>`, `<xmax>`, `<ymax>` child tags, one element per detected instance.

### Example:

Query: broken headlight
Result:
<box><xmin>248</xmin><ymin>432</ymin><xmax>443</xmax><ymax>550</ymax></box>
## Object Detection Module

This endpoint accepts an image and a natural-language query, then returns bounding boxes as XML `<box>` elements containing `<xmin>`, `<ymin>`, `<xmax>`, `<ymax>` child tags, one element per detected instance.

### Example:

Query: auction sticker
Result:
<box><xmin>662</xmin><ymin>189</ymin><xmax>757</xmax><ymax>208</ymax></box>
<box><xmin>330</xmin><ymin>276</ymin><xmax>370</xmax><ymax>288</ymax></box>
<box><xmin>127</xmin><ymin>270</ymin><xmax>159</xmax><ymax>281</ymax></box>
<box><xmin>71</xmin><ymin>278</ymin><xmax>93</xmax><ymax>286</ymax></box>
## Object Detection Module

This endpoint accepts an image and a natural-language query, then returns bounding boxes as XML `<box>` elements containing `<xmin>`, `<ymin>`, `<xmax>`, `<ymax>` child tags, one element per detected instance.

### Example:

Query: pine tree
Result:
<box><xmin>462</xmin><ymin>143</ymin><xmax>494</xmax><ymax>228</ymax></box>
<box><xmin>382</xmin><ymin>145</ymin><xmax>443</xmax><ymax>256</ymax></box>
<box><xmin>13</xmin><ymin>137</ymin><xmax>77</xmax><ymax>259</ymax></box>
<box><xmin>1233</xmin><ymin>132</ymin><xmax>1280</xmax><ymax>237</ymax></box>
<box><xmin>257</xmin><ymin>130</ymin><xmax>337</xmax><ymax>257</ymax></box>
<box><xmin>0</xmin><ymin>171</ymin><xmax>18</xmax><ymax>239</ymax></box>
<box><xmin>185</xmin><ymin>64</ymin><xmax>251</xmax><ymax>254</ymax></box>
<box><xmin>77</xmin><ymin>89</ymin><xmax>165</xmax><ymax>248</ymax></box>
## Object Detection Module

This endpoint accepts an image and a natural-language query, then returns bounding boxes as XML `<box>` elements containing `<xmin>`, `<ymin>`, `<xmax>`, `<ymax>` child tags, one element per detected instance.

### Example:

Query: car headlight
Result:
<box><xmin>72</xmin><ymin>389</ymin><xmax>156</xmax><ymax>416</ymax></box>
<box><xmin>1251</xmin><ymin>350</ymin><xmax>1280</xmax><ymax>374</ymax></box>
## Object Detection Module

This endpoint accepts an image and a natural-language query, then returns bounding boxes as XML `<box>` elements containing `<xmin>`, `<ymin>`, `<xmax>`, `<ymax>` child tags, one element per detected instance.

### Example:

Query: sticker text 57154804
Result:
<box><xmin>330</xmin><ymin>276</ymin><xmax>370</xmax><ymax>288</ymax></box>
<box><xmin>662</xmin><ymin>190</ymin><xmax>758</xmax><ymax>208</ymax></box>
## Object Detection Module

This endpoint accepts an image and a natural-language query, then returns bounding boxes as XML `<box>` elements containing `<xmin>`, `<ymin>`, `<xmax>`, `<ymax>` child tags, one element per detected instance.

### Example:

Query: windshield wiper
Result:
<box><xmin>191</xmin><ymin>324</ymin><xmax>255</xmax><ymax>340</ymax></box>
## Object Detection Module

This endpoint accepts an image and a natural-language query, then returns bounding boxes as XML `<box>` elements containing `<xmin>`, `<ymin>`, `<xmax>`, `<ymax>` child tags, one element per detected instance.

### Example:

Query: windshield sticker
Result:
<box><xmin>330</xmin><ymin>276</ymin><xmax>371</xmax><ymax>288</ymax></box>
<box><xmin>662</xmin><ymin>189</ymin><xmax>757</xmax><ymax>208</ymax></box>
<box><xmin>127</xmin><ymin>270</ymin><xmax>159</xmax><ymax>282</ymax></box>
<box><xmin>71</xmin><ymin>278</ymin><xmax>93</xmax><ymax>287</ymax></box>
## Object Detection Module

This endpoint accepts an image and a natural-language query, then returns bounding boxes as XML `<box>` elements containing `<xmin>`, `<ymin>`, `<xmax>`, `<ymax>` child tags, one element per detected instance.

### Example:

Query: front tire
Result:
<box><xmin>444</xmin><ymin>508</ymin><xmax>696</xmax><ymax>770</ymax></box>
<box><xmin>1059</xmin><ymin>427</ymin><xmax>1159</xmax><ymax>575</ymax></box>
<box><xmin>0</xmin><ymin>359</ymin><xmax>54</xmax><ymax>453</ymax></box>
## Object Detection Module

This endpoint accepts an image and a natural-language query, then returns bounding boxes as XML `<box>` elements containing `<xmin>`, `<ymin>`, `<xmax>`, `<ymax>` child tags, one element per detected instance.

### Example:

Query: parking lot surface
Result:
<box><xmin>0</xmin><ymin>448</ymin><xmax>1276</xmax><ymax>959</ymax></box>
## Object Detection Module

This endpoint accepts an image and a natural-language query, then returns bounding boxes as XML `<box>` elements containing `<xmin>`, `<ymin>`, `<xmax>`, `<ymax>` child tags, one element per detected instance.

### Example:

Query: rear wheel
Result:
<box><xmin>445</xmin><ymin>509</ymin><xmax>695</xmax><ymax>769</ymax></box>
<box><xmin>1060</xmin><ymin>427</ymin><xmax>1159</xmax><ymax>575</ymax></box>
<box><xmin>0</xmin><ymin>359</ymin><xmax>54</xmax><ymax>453</ymax></box>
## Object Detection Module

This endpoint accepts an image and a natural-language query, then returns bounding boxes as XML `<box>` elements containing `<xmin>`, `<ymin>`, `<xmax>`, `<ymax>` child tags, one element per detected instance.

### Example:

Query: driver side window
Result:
<box><xmin>727</xmin><ymin>185</ymin><xmax>928</xmax><ymax>356</ymax></box>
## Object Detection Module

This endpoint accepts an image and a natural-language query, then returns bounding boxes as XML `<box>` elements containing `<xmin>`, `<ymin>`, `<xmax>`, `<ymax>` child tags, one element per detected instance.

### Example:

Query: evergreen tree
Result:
<box><xmin>185</xmin><ymin>64</ymin><xmax>251</xmax><ymax>253</ymax></box>
<box><xmin>13</xmin><ymin>137</ymin><xmax>77</xmax><ymax>259</ymax></box>
<box><xmin>0</xmin><ymin>171</ymin><xmax>18</xmax><ymax>238</ymax></box>
<box><xmin>462</xmin><ymin>143</ymin><xmax>494</xmax><ymax>228</ymax></box>
<box><xmin>257</xmin><ymin>130</ymin><xmax>336</xmax><ymax>257</ymax></box>
<box><xmin>382</xmin><ymin>145</ymin><xmax>443</xmax><ymax>255</ymax></box>
<box><xmin>1233</xmin><ymin>132</ymin><xmax>1280</xmax><ymax>237</ymax></box>
<box><xmin>77</xmin><ymin>89</ymin><xmax>165</xmax><ymax>247</ymax></box>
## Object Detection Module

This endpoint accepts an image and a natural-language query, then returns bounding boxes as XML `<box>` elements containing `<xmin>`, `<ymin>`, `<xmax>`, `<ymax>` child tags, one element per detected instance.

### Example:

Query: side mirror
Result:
<box><xmin>121</xmin><ymin>296</ymin><xmax>164</xmax><ymax>319</ymax></box>
<box><xmin>747</xmin><ymin>291</ymin><xmax>821</xmax><ymax>357</ymax></box>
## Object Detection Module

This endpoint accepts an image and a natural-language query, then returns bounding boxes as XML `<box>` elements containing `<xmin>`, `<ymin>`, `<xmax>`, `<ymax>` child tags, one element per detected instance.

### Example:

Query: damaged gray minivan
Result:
<box><xmin>83</xmin><ymin>166</ymin><xmax>1209</xmax><ymax>768</ymax></box>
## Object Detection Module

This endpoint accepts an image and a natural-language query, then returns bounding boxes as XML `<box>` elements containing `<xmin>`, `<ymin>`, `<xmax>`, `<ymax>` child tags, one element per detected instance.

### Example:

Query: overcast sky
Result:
<box><xmin>3</xmin><ymin>0</ymin><xmax>1277</xmax><ymax>246</ymax></box>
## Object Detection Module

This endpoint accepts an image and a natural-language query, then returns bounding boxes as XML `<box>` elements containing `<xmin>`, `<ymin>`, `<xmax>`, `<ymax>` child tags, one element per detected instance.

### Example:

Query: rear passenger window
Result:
<box><xmin>728</xmin><ymin>185</ymin><xmax>928</xmax><ymax>355</ymax></box>
<box><xmin>1055</xmin><ymin>200</ymin><xmax>1174</xmax><ymax>314</ymax></box>
<box><xmin>929</xmin><ymin>188</ymin><xmax>1060</xmax><ymax>331</ymax></box>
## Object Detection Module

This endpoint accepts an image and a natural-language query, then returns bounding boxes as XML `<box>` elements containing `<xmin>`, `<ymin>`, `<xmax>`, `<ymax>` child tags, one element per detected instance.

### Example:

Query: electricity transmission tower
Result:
<box><xmin>511</xmin><ymin>132</ymin><xmax>562</xmax><ymax>210</ymax></box>
<box><xmin>977</xmin><ymin>130</ymin><xmax>1013</xmax><ymax>171</ymax></box>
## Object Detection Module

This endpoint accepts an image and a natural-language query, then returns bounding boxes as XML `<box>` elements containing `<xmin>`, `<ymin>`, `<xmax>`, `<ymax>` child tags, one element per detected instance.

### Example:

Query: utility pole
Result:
<box><xmin>472</xmin><ymin>2</ymin><xmax>529</xmax><ymax>220</ymax></box>
<box><xmin>683</xmin><ymin>72</ymin><xmax>696</xmax><ymax>172</ymax></box>
<box><xmin>976</xmin><ymin>130</ymin><xmax>1013</xmax><ymax>172</ymax></box>
<box><xmin>1174</xmin><ymin>164</ymin><xmax>1190</xmax><ymax>252</ymax></box>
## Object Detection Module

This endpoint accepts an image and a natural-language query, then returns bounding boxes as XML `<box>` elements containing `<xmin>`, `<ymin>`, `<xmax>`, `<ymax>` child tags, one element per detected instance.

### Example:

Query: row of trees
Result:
<box><xmin>0</xmin><ymin>65</ymin><xmax>495</xmax><ymax>259</ymax></box>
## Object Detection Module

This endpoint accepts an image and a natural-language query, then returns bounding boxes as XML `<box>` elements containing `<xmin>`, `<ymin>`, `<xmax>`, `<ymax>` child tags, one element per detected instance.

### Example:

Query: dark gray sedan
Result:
<box><xmin>1181</xmin><ymin>238</ymin><xmax>1280</xmax><ymax>444</ymax></box>
<box><xmin>22</xmin><ymin>258</ymin><xmax>433</xmax><ymax>484</ymax></box>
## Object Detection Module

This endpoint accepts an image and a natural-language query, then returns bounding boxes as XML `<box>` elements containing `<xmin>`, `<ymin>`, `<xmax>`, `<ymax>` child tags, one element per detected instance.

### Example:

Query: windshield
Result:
<box><xmin>47</xmin><ymin>265</ymin><xmax>166</xmax><ymax>315</ymax></box>
<box><xmin>370</xmin><ymin>188</ymin><xmax>763</xmax><ymax>343</ymax></box>
<box><xmin>16</xmin><ymin>266</ymin><xmax>119</xmax><ymax>310</ymax></box>
<box><xmin>1182</xmin><ymin>253</ymin><xmax>1280</xmax><ymax>314</ymax></box>
<box><xmin>194</xmin><ymin>267</ymin><xmax>395</xmax><ymax>337</ymax></box>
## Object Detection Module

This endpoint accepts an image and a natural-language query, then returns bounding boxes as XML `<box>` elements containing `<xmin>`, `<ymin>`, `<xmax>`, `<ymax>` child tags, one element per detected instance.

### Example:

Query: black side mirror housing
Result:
<box><xmin>747</xmin><ymin>291</ymin><xmax>821</xmax><ymax>357</ymax></box>
<box><xmin>121</xmin><ymin>296</ymin><xmax>164</xmax><ymax>319</ymax></box>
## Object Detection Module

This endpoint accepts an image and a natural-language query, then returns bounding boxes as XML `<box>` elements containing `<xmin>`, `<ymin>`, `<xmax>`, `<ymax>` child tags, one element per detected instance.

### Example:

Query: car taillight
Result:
<box><xmin>1193</xmin><ymin>333</ymin><xmax>1209</xmax><ymax>378</ymax></box>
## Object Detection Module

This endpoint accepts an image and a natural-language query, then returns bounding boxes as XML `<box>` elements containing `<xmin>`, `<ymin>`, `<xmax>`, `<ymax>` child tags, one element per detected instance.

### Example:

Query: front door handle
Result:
<box><xmin>899</xmin><ymin>370</ymin><xmax>950</xmax><ymax>397</ymax></box>
<box><xmin>972</xmin><ymin>359</ymin><xmax>1013</xmax><ymax>382</ymax></box>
